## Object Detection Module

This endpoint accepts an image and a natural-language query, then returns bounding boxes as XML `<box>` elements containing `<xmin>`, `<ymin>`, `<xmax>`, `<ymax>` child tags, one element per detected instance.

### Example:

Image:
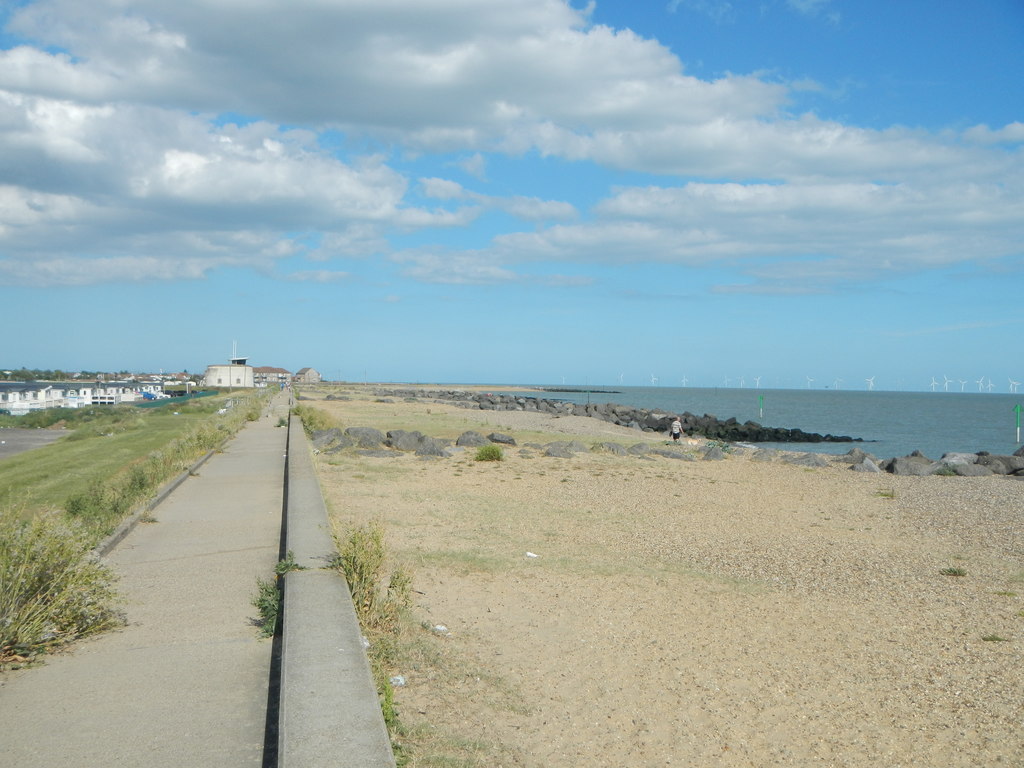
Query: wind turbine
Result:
<box><xmin>942</xmin><ymin>375</ymin><xmax>952</xmax><ymax>392</ymax></box>
<box><xmin>986</xmin><ymin>378</ymin><xmax>995</xmax><ymax>392</ymax></box>
<box><xmin>958</xmin><ymin>379</ymin><xmax>967</xmax><ymax>392</ymax></box>
<box><xmin>865</xmin><ymin>376</ymin><xmax>875</xmax><ymax>391</ymax></box>
<box><xmin>723</xmin><ymin>376</ymin><xmax>731</xmax><ymax>387</ymax></box>
<box><xmin>680</xmin><ymin>375</ymin><xmax>688</xmax><ymax>386</ymax></box>
<box><xmin>929</xmin><ymin>377</ymin><xmax>939</xmax><ymax>392</ymax></box>
<box><xmin>738</xmin><ymin>376</ymin><xmax>746</xmax><ymax>388</ymax></box>
<box><xmin>650</xmin><ymin>374</ymin><xmax>658</xmax><ymax>386</ymax></box>
<box><xmin>753</xmin><ymin>376</ymin><xmax>761</xmax><ymax>389</ymax></box>
<box><xmin>1009</xmin><ymin>378</ymin><xmax>1020</xmax><ymax>394</ymax></box>
<box><xmin>806</xmin><ymin>376</ymin><xmax>814</xmax><ymax>389</ymax></box>
<box><xmin>976</xmin><ymin>376</ymin><xmax>985</xmax><ymax>392</ymax></box>
<box><xmin>833</xmin><ymin>378</ymin><xmax>843</xmax><ymax>390</ymax></box>
<box><xmin>619</xmin><ymin>372</ymin><xmax>624</xmax><ymax>385</ymax></box>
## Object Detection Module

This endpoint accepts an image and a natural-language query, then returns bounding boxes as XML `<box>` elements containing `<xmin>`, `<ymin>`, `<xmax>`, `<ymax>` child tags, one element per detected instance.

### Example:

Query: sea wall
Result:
<box><xmin>363</xmin><ymin>388</ymin><xmax>860</xmax><ymax>445</ymax></box>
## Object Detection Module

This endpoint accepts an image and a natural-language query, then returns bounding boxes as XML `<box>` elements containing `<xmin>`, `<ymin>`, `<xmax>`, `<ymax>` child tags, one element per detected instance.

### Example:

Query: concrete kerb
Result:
<box><xmin>279</xmin><ymin>417</ymin><xmax>396</xmax><ymax>768</ymax></box>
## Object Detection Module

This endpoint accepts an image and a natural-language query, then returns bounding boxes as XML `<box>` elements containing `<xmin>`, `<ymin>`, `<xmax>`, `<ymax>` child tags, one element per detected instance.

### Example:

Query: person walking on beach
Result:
<box><xmin>670</xmin><ymin>416</ymin><xmax>683</xmax><ymax>442</ymax></box>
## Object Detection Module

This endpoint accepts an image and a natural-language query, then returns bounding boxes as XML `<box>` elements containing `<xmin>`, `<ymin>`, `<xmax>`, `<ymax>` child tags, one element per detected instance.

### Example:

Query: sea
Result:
<box><xmin>490</xmin><ymin>385</ymin><xmax>1024</xmax><ymax>460</ymax></box>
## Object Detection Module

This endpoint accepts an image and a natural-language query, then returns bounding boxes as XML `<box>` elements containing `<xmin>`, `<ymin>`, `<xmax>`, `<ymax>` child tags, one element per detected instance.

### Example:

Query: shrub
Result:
<box><xmin>0</xmin><ymin>506</ymin><xmax>122</xmax><ymax>665</ymax></box>
<box><xmin>293</xmin><ymin>404</ymin><xmax>336</xmax><ymax>435</ymax></box>
<box><xmin>474</xmin><ymin>444</ymin><xmax>504</xmax><ymax>462</ymax></box>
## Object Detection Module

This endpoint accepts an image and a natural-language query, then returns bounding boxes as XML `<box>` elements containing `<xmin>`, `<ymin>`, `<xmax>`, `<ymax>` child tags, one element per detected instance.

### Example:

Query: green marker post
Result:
<box><xmin>1015</xmin><ymin>403</ymin><xmax>1021</xmax><ymax>445</ymax></box>
<box><xmin>758</xmin><ymin>393</ymin><xmax>764</xmax><ymax>419</ymax></box>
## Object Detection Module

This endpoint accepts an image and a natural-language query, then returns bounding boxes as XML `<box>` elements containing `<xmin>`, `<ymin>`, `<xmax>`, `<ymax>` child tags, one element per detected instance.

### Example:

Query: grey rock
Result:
<box><xmin>888</xmin><ymin>456</ymin><xmax>938</xmax><ymax>476</ymax></box>
<box><xmin>949</xmin><ymin>463</ymin><xmax>994</xmax><ymax>477</ymax></box>
<box><xmin>487</xmin><ymin>432</ymin><xmax>517</xmax><ymax>446</ymax></box>
<box><xmin>345</xmin><ymin>426</ymin><xmax>386</xmax><ymax>448</ymax></box>
<box><xmin>594</xmin><ymin>442</ymin><xmax>627</xmax><ymax>455</ymax></box>
<box><xmin>544</xmin><ymin>443</ymin><xmax>576</xmax><ymax>458</ymax></box>
<box><xmin>627</xmin><ymin>443</ymin><xmax>651</xmax><ymax>455</ymax></box>
<box><xmin>415</xmin><ymin>437</ymin><xmax>452</xmax><ymax>457</ymax></box>
<box><xmin>751</xmin><ymin>449</ymin><xmax>778</xmax><ymax>462</ymax></box>
<box><xmin>456</xmin><ymin>431</ymin><xmax>490</xmax><ymax>447</ymax></box>
<box><xmin>386</xmin><ymin>429</ymin><xmax>425</xmax><ymax>451</ymax></box>
<box><xmin>850</xmin><ymin>458</ymin><xmax>882</xmax><ymax>473</ymax></box>
<box><xmin>703</xmin><ymin>445</ymin><xmax>727</xmax><ymax>461</ymax></box>
<box><xmin>357</xmin><ymin>449</ymin><xmax>399</xmax><ymax>458</ymax></box>
<box><xmin>784</xmin><ymin>453</ymin><xmax>829</xmax><ymax>468</ymax></box>
<box><xmin>650</xmin><ymin>448</ymin><xmax>696</xmax><ymax>461</ymax></box>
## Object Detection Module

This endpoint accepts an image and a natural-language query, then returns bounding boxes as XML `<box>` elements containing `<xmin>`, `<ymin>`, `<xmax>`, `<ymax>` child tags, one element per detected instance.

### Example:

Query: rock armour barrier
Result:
<box><xmin>361</xmin><ymin>387</ymin><xmax>861</xmax><ymax>445</ymax></box>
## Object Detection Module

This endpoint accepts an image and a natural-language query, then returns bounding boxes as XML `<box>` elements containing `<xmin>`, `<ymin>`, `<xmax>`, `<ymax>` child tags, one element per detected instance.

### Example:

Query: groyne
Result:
<box><xmin>364</xmin><ymin>387</ymin><xmax>861</xmax><ymax>445</ymax></box>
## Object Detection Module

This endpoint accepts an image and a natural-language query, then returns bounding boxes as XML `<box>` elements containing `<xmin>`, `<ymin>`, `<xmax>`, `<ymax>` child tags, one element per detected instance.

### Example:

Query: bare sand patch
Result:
<box><xmin>307</xmin><ymin>390</ymin><xmax>1024</xmax><ymax>767</ymax></box>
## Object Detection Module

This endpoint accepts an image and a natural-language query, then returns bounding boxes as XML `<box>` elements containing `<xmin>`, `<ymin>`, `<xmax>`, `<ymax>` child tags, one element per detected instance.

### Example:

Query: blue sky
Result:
<box><xmin>0</xmin><ymin>0</ymin><xmax>1021</xmax><ymax>391</ymax></box>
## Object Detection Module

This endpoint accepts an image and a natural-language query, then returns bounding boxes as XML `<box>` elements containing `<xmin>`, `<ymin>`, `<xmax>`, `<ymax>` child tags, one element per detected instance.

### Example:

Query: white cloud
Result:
<box><xmin>0</xmin><ymin>0</ymin><xmax>1019</xmax><ymax>295</ymax></box>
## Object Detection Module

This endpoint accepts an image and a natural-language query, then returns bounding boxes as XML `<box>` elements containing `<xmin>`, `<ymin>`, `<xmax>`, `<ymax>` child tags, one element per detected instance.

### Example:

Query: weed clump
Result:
<box><xmin>474</xmin><ymin>445</ymin><xmax>504</xmax><ymax>462</ymax></box>
<box><xmin>0</xmin><ymin>507</ymin><xmax>122</xmax><ymax>666</ymax></box>
<box><xmin>332</xmin><ymin>521</ymin><xmax>412</xmax><ymax>758</ymax></box>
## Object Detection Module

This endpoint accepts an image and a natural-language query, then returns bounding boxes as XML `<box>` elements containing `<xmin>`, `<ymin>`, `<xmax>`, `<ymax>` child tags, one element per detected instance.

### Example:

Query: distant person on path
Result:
<box><xmin>670</xmin><ymin>416</ymin><xmax>683</xmax><ymax>442</ymax></box>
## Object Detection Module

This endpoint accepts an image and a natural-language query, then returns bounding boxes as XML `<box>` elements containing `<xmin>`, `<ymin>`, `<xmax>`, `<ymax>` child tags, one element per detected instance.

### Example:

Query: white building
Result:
<box><xmin>203</xmin><ymin>356</ymin><xmax>255</xmax><ymax>388</ymax></box>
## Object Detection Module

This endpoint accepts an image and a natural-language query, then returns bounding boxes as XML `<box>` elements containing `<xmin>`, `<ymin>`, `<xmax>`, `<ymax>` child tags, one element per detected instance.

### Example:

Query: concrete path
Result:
<box><xmin>0</xmin><ymin>394</ymin><xmax>290</xmax><ymax>767</ymax></box>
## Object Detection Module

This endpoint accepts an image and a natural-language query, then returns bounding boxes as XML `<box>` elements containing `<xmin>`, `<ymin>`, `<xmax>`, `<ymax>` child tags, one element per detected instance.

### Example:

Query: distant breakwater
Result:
<box><xmin>368</xmin><ymin>388</ymin><xmax>861</xmax><ymax>445</ymax></box>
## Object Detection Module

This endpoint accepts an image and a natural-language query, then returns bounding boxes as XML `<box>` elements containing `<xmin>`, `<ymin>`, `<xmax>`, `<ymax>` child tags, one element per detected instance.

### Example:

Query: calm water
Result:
<box><xmin>497</xmin><ymin>385</ymin><xmax>1024</xmax><ymax>460</ymax></box>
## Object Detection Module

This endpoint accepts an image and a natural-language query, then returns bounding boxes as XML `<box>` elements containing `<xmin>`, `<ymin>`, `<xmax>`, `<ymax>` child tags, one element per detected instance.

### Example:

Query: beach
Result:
<box><xmin>306</xmin><ymin>387</ymin><xmax>1024</xmax><ymax>767</ymax></box>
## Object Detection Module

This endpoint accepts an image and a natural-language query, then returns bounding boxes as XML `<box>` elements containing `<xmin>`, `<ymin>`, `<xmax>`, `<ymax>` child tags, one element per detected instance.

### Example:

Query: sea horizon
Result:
<box><xmin>377</xmin><ymin>381</ymin><xmax>1024</xmax><ymax>461</ymax></box>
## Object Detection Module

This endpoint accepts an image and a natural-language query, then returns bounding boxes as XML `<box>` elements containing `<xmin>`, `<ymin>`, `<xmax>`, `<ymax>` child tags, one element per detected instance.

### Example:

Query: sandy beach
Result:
<box><xmin>306</xmin><ymin>388</ymin><xmax>1023</xmax><ymax>767</ymax></box>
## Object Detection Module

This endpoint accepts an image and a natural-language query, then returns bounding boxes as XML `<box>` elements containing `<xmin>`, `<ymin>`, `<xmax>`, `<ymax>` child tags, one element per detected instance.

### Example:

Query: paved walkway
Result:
<box><xmin>0</xmin><ymin>394</ymin><xmax>290</xmax><ymax>767</ymax></box>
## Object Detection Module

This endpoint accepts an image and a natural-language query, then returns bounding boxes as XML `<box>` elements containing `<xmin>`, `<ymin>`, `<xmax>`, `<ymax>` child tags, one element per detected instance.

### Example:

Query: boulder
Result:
<box><xmin>487</xmin><ymin>432</ymin><xmax>517</xmax><ymax>446</ymax></box>
<box><xmin>594</xmin><ymin>442</ymin><xmax>627</xmax><ymax>455</ymax></box>
<box><xmin>415</xmin><ymin>437</ymin><xmax>452</xmax><ymax>457</ymax></box>
<box><xmin>345</xmin><ymin>426</ymin><xmax>386</xmax><ymax>448</ymax></box>
<box><xmin>311</xmin><ymin>428</ymin><xmax>345</xmax><ymax>450</ymax></box>
<box><xmin>386</xmin><ymin>429</ymin><xmax>425</xmax><ymax>451</ymax></box>
<box><xmin>456</xmin><ymin>431</ymin><xmax>490</xmax><ymax>447</ymax></box>
<box><xmin>650</xmin><ymin>448</ymin><xmax>696</xmax><ymax>461</ymax></box>
<box><xmin>886</xmin><ymin>456</ymin><xmax>938</xmax><ymax>476</ymax></box>
<box><xmin>949</xmin><ymin>463</ymin><xmax>994</xmax><ymax>477</ymax></box>
<box><xmin>836</xmin><ymin>447</ymin><xmax>877</xmax><ymax>464</ymax></box>
<box><xmin>703</xmin><ymin>445</ymin><xmax>726</xmax><ymax>461</ymax></box>
<box><xmin>850</xmin><ymin>458</ymin><xmax>882</xmax><ymax>473</ymax></box>
<box><xmin>544</xmin><ymin>442</ymin><xmax>575</xmax><ymax>458</ymax></box>
<box><xmin>784</xmin><ymin>453</ymin><xmax>830</xmax><ymax>468</ymax></box>
<box><xmin>627</xmin><ymin>443</ymin><xmax>651</xmax><ymax>455</ymax></box>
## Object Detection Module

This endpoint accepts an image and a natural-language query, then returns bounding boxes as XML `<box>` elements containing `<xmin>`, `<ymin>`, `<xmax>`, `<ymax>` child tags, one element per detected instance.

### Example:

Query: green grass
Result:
<box><xmin>0</xmin><ymin>397</ymin><xmax>237</xmax><ymax>514</ymax></box>
<box><xmin>940</xmin><ymin>566</ymin><xmax>968</xmax><ymax>577</ymax></box>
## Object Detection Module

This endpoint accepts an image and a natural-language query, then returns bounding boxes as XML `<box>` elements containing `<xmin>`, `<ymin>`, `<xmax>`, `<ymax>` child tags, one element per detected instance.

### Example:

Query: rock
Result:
<box><xmin>456</xmin><ymin>431</ymin><xmax>490</xmax><ymax>447</ymax></box>
<box><xmin>949</xmin><ymin>463</ymin><xmax>994</xmax><ymax>477</ymax></box>
<box><xmin>650</xmin><ymin>448</ymin><xmax>696</xmax><ymax>461</ymax></box>
<box><xmin>386</xmin><ymin>429</ymin><xmax>425</xmax><ymax>451</ymax></box>
<box><xmin>850</xmin><ymin>458</ymin><xmax>882</xmax><ymax>473</ymax></box>
<box><xmin>415</xmin><ymin>437</ymin><xmax>452</xmax><ymax>457</ymax></box>
<box><xmin>544</xmin><ymin>443</ymin><xmax>575</xmax><ymax>458</ymax></box>
<box><xmin>940</xmin><ymin>452</ymin><xmax>979</xmax><ymax>465</ymax></box>
<box><xmin>357</xmin><ymin>449</ymin><xmax>399</xmax><ymax>458</ymax></box>
<box><xmin>594</xmin><ymin>442</ymin><xmax>627</xmax><ymax>455</ymax></box>
<box><xmin>703</xmin><ymin>445</ymin><xmax>726</xmax><ymax>461</ymax></box>
<box><xmin>751</xmin><ymin>449</ymin><xmax>778</xmax><ymax>462</ymax></box>
<box><xmin>627</xmin><ymin>443</ymin><xmax>651</xmax><ymax>455</ymax></box>
<box><xmin>784</xmin><ymin>453</ymin><xmax>830</xmax><ymax>468</ymax></box>
<box><xmin>311</xmin><ymin>428</ymin><xmax>345</xmax><ymax>449</ymax></box>
<box><xmin>836</xmin><ymin>447</ymin><xmax>877</xmax><ymax>464</ymax></box>
<box><xmin>345</xmin><ymin>426</ymin><xmax>386</xmax><ymax>448</ymax></box>
<box><xmin>487</xmin><ymin>432</ymin><xmax>517</xmax><ymax>446</ymax></box>
<box><xmin>886</xmin><ymin>456</ymin><xmax>938</xmax><ymax>476</ymax></box>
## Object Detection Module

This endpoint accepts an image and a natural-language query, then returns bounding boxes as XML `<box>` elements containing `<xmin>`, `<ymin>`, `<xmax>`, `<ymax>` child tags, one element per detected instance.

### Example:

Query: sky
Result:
<box><xmin>0</xmin><ymin>0</ymin><xmax>1022</xmax><ymax>391</ymax></box>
